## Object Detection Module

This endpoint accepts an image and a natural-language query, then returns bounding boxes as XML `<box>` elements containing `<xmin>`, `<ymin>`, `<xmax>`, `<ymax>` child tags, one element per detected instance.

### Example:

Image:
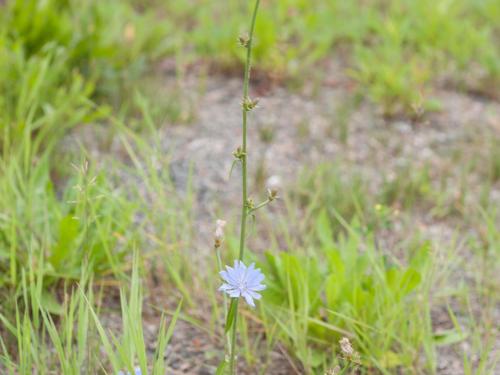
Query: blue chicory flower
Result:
<box><xmin>117</xmin><ymin>366</ymin><xmax>142</xmax><ymax>375</ymax></box>
<box><xmin>219</xmin><ymin>260</ymin><xmax>266</xmax><ymax>307</ymax></box>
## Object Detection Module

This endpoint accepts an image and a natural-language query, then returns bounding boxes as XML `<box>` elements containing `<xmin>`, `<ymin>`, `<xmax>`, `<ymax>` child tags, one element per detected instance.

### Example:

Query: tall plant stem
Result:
<box><xmin>238</xmin><ymin>0</ymin><xmax>260</xmax><ymax>261</ymax></box>
<box><xmin>228</xmin><ymin>299</ymin><xmax>239</xmax><ymax>373</ymax></box>
<box><xmin>229</xmin><ymin>1</ymin><xmax>261</xmax><ymax>374</ymax></box>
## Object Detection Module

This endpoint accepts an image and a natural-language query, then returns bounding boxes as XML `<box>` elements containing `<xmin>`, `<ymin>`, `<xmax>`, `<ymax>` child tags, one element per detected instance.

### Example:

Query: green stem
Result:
<box><xmin>228</xmin><ymin>299</ymin><xmax>239</xmax><ymax>373</ymax></box>
<box><xmin>230</xmin><ymin>1</ymin><xmax>261</xmax><ymax>374</ymax></box>
<box><xmin>216</xmin><ymin>247</ymin><xmax>230</xmax><ymax>349</ymax></box>
<box><xmin>238</xmin><ymin>0</ymin><xmax>260</xmax><ymax>261</ymax></box>
<box><xmin>248</xmin><ymin>199</ymin><xmax>271</xmax><ymax>215</ymax></box>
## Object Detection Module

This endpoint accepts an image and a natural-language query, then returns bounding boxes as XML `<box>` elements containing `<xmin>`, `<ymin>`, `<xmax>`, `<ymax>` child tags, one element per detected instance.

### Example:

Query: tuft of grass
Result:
<box><xmin>0</xmin><ymin>0</ymin><xmax>174</xmax><ymax>151</ymax></box>
<box><xmin>0</xmin><ymin>253</ymin><xmax>181</xmax><ymax>374</ymax></box>
<box><xmin>289</xmin><ymin>164</ymin><xmax>373</xmax><ymax>240</ymax></box>
<box><xmin>158</xmin><ymin>0</ymin><xmax>500</xmax><ymax>115</ymax></box>
<box><xmin>260</xmin><ymin>215</ymin><xmax>437</xmax><ymax>373</ymax></box>
<box><xmin>379</xmin><ymin>164</ymin><xmax>435</xmax><ymax>210</ymax></box>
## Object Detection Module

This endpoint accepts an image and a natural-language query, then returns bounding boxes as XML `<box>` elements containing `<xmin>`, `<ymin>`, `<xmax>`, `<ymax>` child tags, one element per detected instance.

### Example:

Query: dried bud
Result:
<box><xmin>266</xmin><ymin>175</ymin><xmax>281</xmax><ymax>190</ymax></box>
<box><xmin>339</xmin><ymin>337</ymin><xmax>354</xmax><ymax>357</ymax></box>
<box><xmin>242</xmin><ymin>97</ymin><xmax>259</xmax><ymax>111</ymax></box>
<box><xmin>238</xmin><ymin>34</ymin><xmax>250</xmax><ymax>47</ymax></box>
<box><xmin>267</xmin><ymin>188</ymin><xmax>279</xmax><ymax>201</ymax></box>
<box><xmin>325</xmin><ymin>366</ymin><xmax>341</xmax><ymax>375</ymax></box>
<box><xmin>266</xmin><ymin>175</ymin><xmax>281</xmax><ymax>201</ymax></box>
<box><xmin>214</xmin><ymin>219</ymin><xmax>227</xmax><ymax>248</ymax></box>
<box><xmin>124</xmin><ymin>23</ymin><xmax>136</xmax><ymax>42</ymax></box>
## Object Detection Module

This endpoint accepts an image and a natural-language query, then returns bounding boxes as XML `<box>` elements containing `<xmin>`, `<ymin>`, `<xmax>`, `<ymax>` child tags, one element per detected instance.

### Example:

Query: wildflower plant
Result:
<box><xmin>214</xmin><ymin>1</ymin><xmax>273</xmax><ymax>373</ymax></box>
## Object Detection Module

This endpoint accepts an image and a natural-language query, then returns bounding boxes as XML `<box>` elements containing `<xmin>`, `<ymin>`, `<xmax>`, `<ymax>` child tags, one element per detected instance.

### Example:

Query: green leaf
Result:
<box><xmin>225</xmin><ymin>299</ymin><xmax>238</xmax><ymax>334</ymax></box>
<box><xmin>325</xmin><ymin>274</ymin><xmax>340</xmax><ymax>308</ymax></box>
<box><xmin>400</xmin><ymin>268</ymin><xmax>421</xmax><ymax>295</ymax></box>
<box><xmin>316</xmin><ymin>209</ymin><xmax>334</xmax><ymax>247</ymax></box>
<box><xmin>41</xmin><ymin>290</ymin><xmax>64</xmax><ymax>315</ymax></box>
<box><xmin>410</xmin><ymin>241</ymin><xmax>431</xmax><ymax>269</ymax></box>
<box><xmin>326</xmin><ymin>248</ymin><xmax>345</xmax><ymax>276</ymax></box>
<box><xmin>215</xmin><ymin>360</ymin><xmax>227</xmax><ymax>375</ymax></box>
<box><xmin>49</xmin><ymin>215</ymin><xmax>79</xmax><ymax>268</ymax></box>
<box><xmin>385</xmin><ymin>267</ymin><xmax>401</xmax><ymax>291</ymax></box>
<box><xmin>433</xmin><ymin>329</ymin><xmax>468</xmax><ymax>346</ymax></box>
<box><xmin>379</xmin><ymin>350</ymin><xmax>403</xmax><ymax>368</ymax></box>
<box><xmin>309</xmin><ymin>348</ymin><xmax>326</xmax><ymax>367</ymax></box>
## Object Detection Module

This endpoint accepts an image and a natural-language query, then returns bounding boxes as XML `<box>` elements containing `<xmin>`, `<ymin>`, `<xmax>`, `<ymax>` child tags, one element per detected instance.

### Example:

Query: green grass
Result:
<box><xmin>0</xmin><ymin>254</ymin><xmax>181</xmax><ymax>374</ymax></box>
<box><xmin>0</xmin><ymin>0</ymin><xmax>173</xmax><ymax>151</ymax></box>
<box><xmin>161</xmin><ymin>0</ymin><xmax>499</xmax><ymax>115</ymax></box>
<box><xmin>260</xmin><ymin>223</ymin><xmax>436</xmax><ymax>373</ymax></box>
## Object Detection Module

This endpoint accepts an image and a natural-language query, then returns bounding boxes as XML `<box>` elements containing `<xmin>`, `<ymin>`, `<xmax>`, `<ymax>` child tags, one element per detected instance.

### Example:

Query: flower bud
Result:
<box><xmin>214</xmin><ymin>219</ymin><xmax>227</xmax><ymax>248</ymax></box>
<box><xmin>339</xmin><ymin>337</ymin><xmax>354</xmax><ymax>357</ymax></box>
<box><xmin>245</xmin><ymin>198</ymin><xmax>255</xmax><ymax>210</ymax></box>
<box><xmin>266</xmin><ymin>175</ymin><xmax>281</xmax><ymax>201</ymax></box>
<box><xmin>124</xmin><ymin>23</ymin><xmax>136</xmax><ymax>43</ymax></box>
<box><xmin>325</xmin><ymin>366</ymin><xmax>341</xmax><ymax>375</ymax></box>
<box><xmin>233</xmin><ymin>146</ymin><xmax>246</xmax><ymax>160</ymax></box>
<box><xmin>266</xmin><ymin>175</ymin><xmax>281</xmax><ymax>190</ymax></box>
<box><xmin>242</xmin><ymin>97</ymin><xmax>259</xmax><ymax>111</ymax></box>
<box><xmin>267</xmin><ymin>188</ymin><xmax>279</xmax><ymax>201</ymax></box>
<box><xmin>238</xmin><ymin>34</ymin><xmax>250</xmax><ymax>48</ymax></box>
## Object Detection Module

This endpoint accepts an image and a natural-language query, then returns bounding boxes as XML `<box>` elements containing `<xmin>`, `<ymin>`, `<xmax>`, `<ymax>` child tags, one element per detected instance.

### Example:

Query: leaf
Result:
<box><xmin>215</xmin><ymin>360</ymin><xmax>227</xmax><ymax>375</ymax></box>
<box><xmin>410</xmin><ymin>241</ymin><xmax>431</xmax><ymax>269</ymax></box>
<box><xmin>49</xmin><ymin>215</ymin><xmax>79</xmax><ymax>268</ymax></box>
<box><xmin>379</xmin><ymin>350</ymin><xmax>403</xmax><ymax>368</ymax></box>
<box><xmin>225</xmin><ymin>299</ymin><xmax>238</xmax><ymax>334</ymax></box>
<box><xmin>325</xmin><ymin>274</ymin><xmax>340</xmax><ymax>308</ymax></box>
<box><xmin>400</xmin><ymin>268</ymin><xmax>421</xmax><ymax>295</ymax></box>
<box><xmin>41</xmin><ymin>290</ymin><xmax>64</xmax><ymax>315</ymax></box>
<box><xmin>228</xmin><ymin>159</ymin><xmax>239</xmax><ymax>179</ymax></box>
<box><xmin>433</xmin><ymin>329</ymin><xmax>468</xmax><ymax>346</ymax></box>
<box><xmin>309</xmin><ymin>348</ymin><xmax>326</xmax><ymax>367</ymax></box>
<box><xmin>326</xmin><ymin>248</ymin><xmax>345</xmax><ymax>275</ymax></box>
<box><xmin>385</xmin><ymin>267</ymin><xmax>401</xmax><ymax>291</ymax></box>
<box><xmin>316</xmin><ymin>209</ymin><xmax>334</xmax><ymax>247</ymax></box>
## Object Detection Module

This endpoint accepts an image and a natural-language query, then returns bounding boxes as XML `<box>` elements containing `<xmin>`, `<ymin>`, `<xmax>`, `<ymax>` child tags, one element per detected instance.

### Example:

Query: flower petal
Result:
<box><xmin>242</xmin><ymin>292</ymin><xmax>255</xmax><ymax>307</ymax></box>
<box><xmin>250</xmin><ymin>284</ymin><xmax>266</xmax><ymax>292</ymax></box>
<box><xmin>247</xmin><ymin>272</ymin><xmax>264</xmax><ymax>287</ymax></box>
<box><xmin>219</xmin><ymin>283</ymin><xmax>232</xmax><ymax>291</ymax></box>
<box><xmin>247</xmin><ymin>290</ymin><xmax>262</xmax><ymax>300</ymax></box>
